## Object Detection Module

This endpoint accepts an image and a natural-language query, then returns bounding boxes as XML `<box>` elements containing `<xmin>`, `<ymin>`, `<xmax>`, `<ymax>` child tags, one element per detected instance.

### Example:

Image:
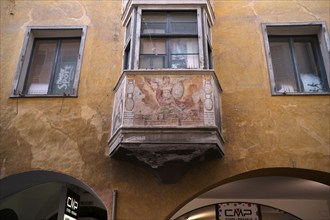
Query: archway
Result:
<box><xmin>0</xmin><ymin>170</ymin><xmax>107</xmax><ymax>220</ymax></box>
<box><xmin>169</xmin><ymin>168</ymin><xmax>330</xmax><ymax>220</ymax></box>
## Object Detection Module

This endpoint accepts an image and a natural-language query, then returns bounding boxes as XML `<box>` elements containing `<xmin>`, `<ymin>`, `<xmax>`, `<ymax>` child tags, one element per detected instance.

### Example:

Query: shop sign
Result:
<box><xmin>63</xmin><ymin>188</ymin><xmax>80</xmax><ymax>220</ymax></box>
<box><xmin>218</xmin><ymin>202</ymin><xmax>259</xmax><ymax>220</ymax></box>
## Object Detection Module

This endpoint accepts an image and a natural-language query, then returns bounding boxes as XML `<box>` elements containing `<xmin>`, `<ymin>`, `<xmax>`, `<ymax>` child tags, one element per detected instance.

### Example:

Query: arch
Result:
<box><xmin>0</xmin><ymin>170</ymin><xmax>108</xmax><ymax>220</ymax></box>
<box><xmin>168</xmin><ymin>168</ymin><xmax>330</xmax><ymax>220</ymax></box>
<box><xmin>0</xmin><ymin>208</ymin><xmax>19</xmax><ymax>220</ymax></box>
<box><xmin>0</xmin><ymin>170</ymin><xmax>103</xmax><ymax>201</ymax></box>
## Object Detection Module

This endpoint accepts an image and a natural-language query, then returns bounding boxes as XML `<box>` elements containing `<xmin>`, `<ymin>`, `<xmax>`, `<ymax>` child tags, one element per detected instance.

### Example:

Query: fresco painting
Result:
<box><xmin>121</xmin><ymin>74</ymin><xmax>216</xmax><ymax>127</ymax></box>
<box><xmin>112</xmin><ymin>78</ymin><xmax>125</xmax><ymax>134</ymax></box>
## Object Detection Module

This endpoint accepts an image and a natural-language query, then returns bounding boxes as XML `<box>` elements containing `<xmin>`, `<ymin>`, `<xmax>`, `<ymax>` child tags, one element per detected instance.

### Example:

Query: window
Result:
<box><xmin>124</xmin><ymin>41</ymin><xmax>131</xmax><ymax>70</ymax></box>
<box><xmin>122</xmin><ymin>4</ymin><xmax>215</xmax><ymax>70</ymax></box>
<box><xmin>124</xmin><ymin>19</ymin><xmax>132</xmax><ymax>70</ymax></box>
<box><xmin>269</xmin><ymin>36</ymin><xmax>328</xmax><ymax>93</ymax></box>
<box><xmin>11</xmin><ymin>27</ymin><xmax>87</xmax><ymax>97</ymax></box>
<box><xmin>205</xmin><ymin>19</ymin><xmax>213</xmax><ymax>69</ymax></box>
<box><xmin>263</xmin><ymin>23</ymin><xmax>330</xmax><ymax>95</ymax></box>
<box><xmin>139</xmin><ymin>11</ymin><xmax>199</xmax><ymax>69</ymax></box>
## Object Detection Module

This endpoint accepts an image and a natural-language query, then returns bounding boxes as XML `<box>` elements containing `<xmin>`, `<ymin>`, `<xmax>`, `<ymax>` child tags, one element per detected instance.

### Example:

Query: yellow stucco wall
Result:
<box><xmin>0</xmin><ymin>0</ymin><xmax>329</xmax><ymax>219</ymax></box>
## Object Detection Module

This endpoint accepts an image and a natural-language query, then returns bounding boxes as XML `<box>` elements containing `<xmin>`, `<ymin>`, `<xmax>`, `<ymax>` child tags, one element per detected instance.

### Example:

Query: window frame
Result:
<box><xmin>262</xmin><ymin>22</ymin><xmax>330</xmax><ymax>96</ymax></box>
<box><xmin>138</xmin><ymin>9</ymin><xmax>201</xmax><ymax>70</ymax></box>
<box><xmin>124</xmin><ymin>18</ymin><xmax>133</xmax><ymax>70</ymax></box>
<box><xmin>204</xmin><ymin>16</ymin><xmax>213</xmax><ymax>69</ymax></box>
<box><xmin>11</xmin><ymin>26</ymin><xmax>87</xmax><ymax>98</ymax></box>
<box><xmin>133</xmin><ymin>6</ymin><xmax>205</xmax><ymax>70</ymax></box>
<box><xmin>269</xmin><ymin>35</ymin><xmax>328</xmax><ymax>93</ymax></box>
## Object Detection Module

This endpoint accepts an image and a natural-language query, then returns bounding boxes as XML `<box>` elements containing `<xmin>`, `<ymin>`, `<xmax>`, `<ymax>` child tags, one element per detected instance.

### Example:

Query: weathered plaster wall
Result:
<box><xmin>0</xmin><ymin>1</ymin><xmax>329</xmax><ymax>220</ymax></box>
<box><xmin>213</xmin><ymin>0</ymin><xmax>330</xmax><ymax>173</ymax></box>
<box><xmin>0</xmin><ymin>0</ymin><xmax>123</xmax><ymax>216</ymax></box>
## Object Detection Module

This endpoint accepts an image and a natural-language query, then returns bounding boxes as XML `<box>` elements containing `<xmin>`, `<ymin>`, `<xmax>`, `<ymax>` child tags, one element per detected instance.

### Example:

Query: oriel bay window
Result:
<box><xmin>11</xmin><ymin>27</ymin><xmax>87</xmax><ymax>97</ymax></box>
<box><xmin>123</xmin><ymin>7</ymin><xmax>214</xmax><ymax>70</ymax></box>
<box><xmin>111</xmin><ymin>1</ymin><xmax>222</xmax><ymax>183</ymax></box>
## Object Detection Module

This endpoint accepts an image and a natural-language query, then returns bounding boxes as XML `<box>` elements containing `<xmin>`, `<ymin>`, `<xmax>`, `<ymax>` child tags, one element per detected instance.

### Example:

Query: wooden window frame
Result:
<box><xmin>269</xmin><ymin>35</ymin><xmax>329</xmax><ymax>93</ymax></box>
<box><xmin>262</xmin><ymin>22</ymin><xmax>330</xmax><ymax>95</ymax></box>
<box><xmin>11</xmin><ymin>26</ymin><xmax>87</xmax><ymax>98</ymax></box>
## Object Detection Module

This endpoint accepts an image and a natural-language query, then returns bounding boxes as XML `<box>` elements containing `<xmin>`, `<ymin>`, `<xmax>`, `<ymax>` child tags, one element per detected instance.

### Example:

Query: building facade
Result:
<box><xmin>0</xmin><ymin>0</ymin><xmax>329</xmax><ymax>220</ymax></box>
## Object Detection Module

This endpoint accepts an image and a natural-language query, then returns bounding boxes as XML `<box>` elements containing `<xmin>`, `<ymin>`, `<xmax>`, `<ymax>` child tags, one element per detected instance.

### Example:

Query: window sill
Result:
<box><xmin>271</xmin><ymin>91</ymin><xmax>330</xmax><ymax>96</ymax></box>
<box><xmin>127</xmin><ymin>68</ymin><xmax>215</xmax><ymax>72</ymax></box>
<box><xmin>10</xmin><ymin>94</ymin><xmax>78</xmax><ymax>98</ymax></box>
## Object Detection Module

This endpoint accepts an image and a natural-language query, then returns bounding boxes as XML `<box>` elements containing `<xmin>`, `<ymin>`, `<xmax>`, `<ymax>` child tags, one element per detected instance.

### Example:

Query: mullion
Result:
<box><xmin>48</xmin><ymin>39</ymin><xmax>62</xmax><ymax>94</ymax></box>
<box><xmin>166</xmin><ymin>12</ymin><xmax>170</xmax><ymax>34</ymax></box>
<box><xmin>288</xmin><ymin>37</ymin><xmax>304</xmax><ymax>92</ymax></box>
<box><xmin>165</xmin><ymin>38</ymin><xmax>170</xmax><ymax>68</ymax></box>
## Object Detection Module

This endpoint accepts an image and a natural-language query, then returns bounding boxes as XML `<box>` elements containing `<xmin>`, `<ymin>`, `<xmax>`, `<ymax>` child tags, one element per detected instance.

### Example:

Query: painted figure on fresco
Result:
<box><xmin>144</xmin><ymin>76</ymin><xmax>186</xmax><ymax>107</ymax></box>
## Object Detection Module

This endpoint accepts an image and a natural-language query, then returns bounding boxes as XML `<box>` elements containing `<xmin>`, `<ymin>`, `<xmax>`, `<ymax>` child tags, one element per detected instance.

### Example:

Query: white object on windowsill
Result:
<box><xmin>277</xmin><ymin>84</ymin><xmax>294</xmax><ymax>93</ymax></box>
<box><xmin>27</xmin><ymin>83</ymin><xmax>49</xmax><ymax>94</ymax></box>
<box><xmin>300</xmin><ymin>73</ymin><xmax>323</xmax><ymax>92</ymax></box>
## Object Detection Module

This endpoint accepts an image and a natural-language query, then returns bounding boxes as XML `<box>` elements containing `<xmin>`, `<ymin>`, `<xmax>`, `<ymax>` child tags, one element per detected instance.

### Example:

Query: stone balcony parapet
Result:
<box><xmin>108</xmin><ymin>70</ymin><xmax>224</xmax><ymax>183</ymax></box>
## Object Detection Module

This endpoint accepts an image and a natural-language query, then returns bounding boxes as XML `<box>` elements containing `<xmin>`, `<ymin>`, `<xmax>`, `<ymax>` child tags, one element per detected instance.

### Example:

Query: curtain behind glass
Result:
<box><xmin>294</xmin><ymin>41</ymin><xmax>323</xmax><ymax>92</ymax></box>
<box><xmin>27</xmin><ymin>40</ymin><xmax>57</xmax><ymax>94</ymax></box>
<box><xmin>269</xmin><ymin>41</ymin><xmax>297</xmax><ymax>92</ymax></box>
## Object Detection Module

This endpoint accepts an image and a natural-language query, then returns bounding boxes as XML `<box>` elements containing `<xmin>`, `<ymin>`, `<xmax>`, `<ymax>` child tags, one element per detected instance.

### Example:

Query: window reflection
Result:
<box><xmin>139</xmin><ymin>11</ymin><xmax>199</xmax><ymax>69</ymax></box>
<box><xmin>27</xmin><ymin>40</ymin><xmax>57</xmax><ymax>95</ymax></box>
<box><xmin>170</xmin><ymin>38</ymin><xmax>199</xmax><ymax>69</ymax></box>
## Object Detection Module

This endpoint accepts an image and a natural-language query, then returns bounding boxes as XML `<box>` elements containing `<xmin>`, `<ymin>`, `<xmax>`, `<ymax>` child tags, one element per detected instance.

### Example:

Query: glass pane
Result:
<box><xmin>141</xmin><ymin>23</ymin><xmax>166</xmax><ymax>34</ymax></box>
<box><xmin>294</xmin><ymin>41</ymin><xmax>324</xmax><ymax>92</ymax></box>
<box><xmin>170</xmin><ymin>38</ymin><xmax>198</xmax><ymax>54</ymax></box>
<box><xmin>141</xmin><ymin>12</ymin><xmax>167</xmax><ymax>34</ymax></box>
<box><xmin>171</xmin><ymin>12</ymin><xmax>197</xmax><ymax>22</ymax></box>
<box><xmin>52</xmin><ymin>39</ymin><xmax>80</xmax><ymax>95</ymax></box>
<box><xmin>125</xmin><ymin>19</ymin><xmax>131</xmax><ymax>42</ymax></box>
<box><xmin>171</xmin><ymin>12</ymin><xmax>197</xmax><ymax>34</ymax></box>
<box><xmin>140</xmin><ymin>38</ymin><xmax>166</xmax><ymax>54</ymax></box>
<box><xmin>171</xmin><ymin>55</ymin><xmax>199</xmax><ymax>69</ymax></box>
<box><xmin>27</xmin><ymin>40</ymin><xmax>57</xmax><ymax>95</ymax></box>
<box><xmin>171</xmin><ymin>22</ymin><xmax>197</xmax><ymax>34</ymax></box>
<box><xmin>207</xmin><ymin>21</ymin><xmax>211</xmax><ymax>39</ymax></box>
<box><xmin>208</xmin><ymin>43</ymin><xmax>213</xmax><ymax>69</ymax></box>
<box><xmin>124</xmin><ymin>42</ymin><xmax>131</xmax><ymax>70</ymax></box>
<box><xmin>269</xmin><ymin>41</ymin><xmax>298</xmax><ymax>92</ymax></box>
<box><xmin>142</xmin><ymin>12</ymin><xmax>166</xmax><ymax>22</ymax></box>
<box><xmin>140</xmin><ymin>55</ymin><xmax>165</xmax><ymax>69</ymax></box>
